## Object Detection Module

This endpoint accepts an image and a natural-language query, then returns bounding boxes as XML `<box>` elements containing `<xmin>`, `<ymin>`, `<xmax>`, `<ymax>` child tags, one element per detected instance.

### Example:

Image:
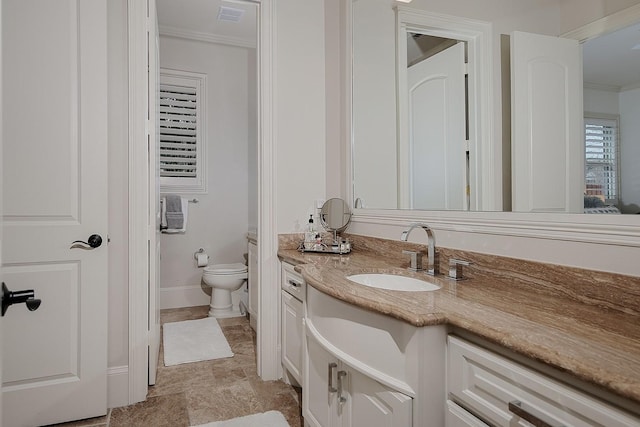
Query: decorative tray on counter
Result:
<box><xmin>297</xmin><ymin>241</ymin><xmax>351</xmax><ymax>255</ymax></box>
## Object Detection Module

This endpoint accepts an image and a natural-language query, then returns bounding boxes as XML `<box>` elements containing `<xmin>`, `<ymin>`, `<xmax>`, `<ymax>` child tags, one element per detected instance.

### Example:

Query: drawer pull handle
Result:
<box><xmin>328</xmin><ymin>362</ymin><xmax>337</xmax><ymax>393</ymax></box>
<box><xmin>337</xmin><ymin>370</ymin><xmax>347</xmax><ymax>404</ymax></box>
<box><xmin>288</xmin><ymin>279</ymin><xmax>301</xmax><ymax>288</ymax></box>
<box><xmin>508</xmin><ymin>400</ymin><xmax>564</xmax><ymax>427</ymax></box>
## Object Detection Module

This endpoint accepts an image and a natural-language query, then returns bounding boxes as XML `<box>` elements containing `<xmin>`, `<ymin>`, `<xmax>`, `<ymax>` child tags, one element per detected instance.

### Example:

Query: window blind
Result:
<box><xmin>584</xmin><ymin>116</ymin><xmax>619</xmax><ymax>204</ymax></box>
<box><xmin>159</xmin><ymin>84</ymin><xmax>198</xmax><ymax>178</ymax></box>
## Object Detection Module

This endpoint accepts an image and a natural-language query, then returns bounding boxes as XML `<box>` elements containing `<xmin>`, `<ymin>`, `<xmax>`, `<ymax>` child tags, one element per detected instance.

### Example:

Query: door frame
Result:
<box><xmin>395</xmin><ymin>6</ymin><xmax>493</xmax><ymax>211</ymax></box>
<box><xmin>127</xmin><ymin>0</ymin><xmax>278</xmax><ymax>404</ymax></box>
<box><xmin>127</xmin><ymin>0</ymin><xmax>151</xmax><ymax>403</ymax></box>
<box><xmin>0</xmin><ymin>1</ymin><xmax>4</xmax><ymax>421</ymax></box>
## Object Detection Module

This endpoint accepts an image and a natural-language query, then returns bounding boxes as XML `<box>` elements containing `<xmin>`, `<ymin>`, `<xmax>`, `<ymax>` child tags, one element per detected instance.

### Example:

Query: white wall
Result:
<box><xmin>619</xmin><ymin>87</ymin><xmax>640</xmax><ymax>213</ymax></box>
<box><xmin>584</xmin><ymin>87</ymin><xmax>621</xmax><ymax>115</ymax></box>
<box><xmin>158</xmin><ymin>36</ymin><xmax>256</xmax><ymax>308</ymax></box>
<box><xmin>275</xmin><ymin>0</ymin><xmax>327</xmax><ymax>233</ymax></box>
<box><xmin>351</xmin><ymin>0</ymin><xmax>397</xmax><ymax>209</ymax></box>
<box><xmin>248</xmin><ymin>51</ymin><xmax>259</xmax><ymax>232</ymax></box>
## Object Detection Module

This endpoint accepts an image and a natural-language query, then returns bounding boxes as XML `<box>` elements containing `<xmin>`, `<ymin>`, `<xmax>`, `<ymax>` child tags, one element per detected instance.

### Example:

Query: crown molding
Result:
<box><xmin>562</xmin><ymin>3</ymin><xmax>640</xmax><ymax>42</ymax></box>
<box><xmin>584</xmin><ymin>82</ymin><xmax>621</xmax><ymax>93</ymax></box>
<box><xmin>159</xmin><ymin>25</ymin><xmax>256</xmax><ymax>49</ymax></box>
<box><xmin>621</xmin><ymin>81</ymin><xmax>640</xmax><ymax>92</ymax></box>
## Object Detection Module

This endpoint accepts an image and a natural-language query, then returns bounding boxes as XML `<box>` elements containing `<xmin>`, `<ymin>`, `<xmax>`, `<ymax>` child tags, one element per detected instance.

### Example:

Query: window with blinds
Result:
<box><xmin>584</xmin><ymin>115</ymin><xmax>619</xmax><ymax>206</ymax></box>
<box><xmin>159</xmin><ymin>69</ymin><xmax>207</xmax><ymax>193</ymax></box>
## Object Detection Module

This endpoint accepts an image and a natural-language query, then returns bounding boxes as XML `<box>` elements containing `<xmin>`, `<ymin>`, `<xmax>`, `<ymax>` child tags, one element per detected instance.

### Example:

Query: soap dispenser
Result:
<box><xmin>304</xmin><ymin>215</ymin><xmax>316</xmax><ymax>249</ymax></box>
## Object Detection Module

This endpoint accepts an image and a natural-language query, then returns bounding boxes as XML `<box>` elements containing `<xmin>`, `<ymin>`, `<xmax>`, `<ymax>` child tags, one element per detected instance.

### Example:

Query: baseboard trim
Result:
<box><xmin>160</xmin><ymin>284</ymin><xmax>249</xmax><ymax>311</ymax></box>
<box><xmin>108</xmin><ymin>365</ymin><xmax>129</xmax><ymax>409</ymax></box>
<box><xmin>160</xmin><ymin>285</ymin><xmax>210</xmax><ymax>309</ymax></box>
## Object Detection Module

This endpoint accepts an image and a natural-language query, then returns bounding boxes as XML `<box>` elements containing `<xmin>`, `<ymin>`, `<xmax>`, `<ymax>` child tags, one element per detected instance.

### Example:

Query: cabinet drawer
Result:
<box><xmin>282</xmin><ymin>261</ymin><xmax>305</xmax><ymax>302</ymax></box>
<box><xmin>446</xmin><ymin>400</ymin><xmax>490</xmax><ymax>427</ymax></box>
<box><xmin>447</xmin><ymin>336</ymin><xmax>640</xmax><ymax>427</ymax></box>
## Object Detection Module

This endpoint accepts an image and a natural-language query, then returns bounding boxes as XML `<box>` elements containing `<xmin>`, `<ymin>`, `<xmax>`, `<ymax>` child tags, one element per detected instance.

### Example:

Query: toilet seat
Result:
<box><xmin>203</xmin><ymin>263</ymin><xmax>247</xmax><ymax>275</ymax></box>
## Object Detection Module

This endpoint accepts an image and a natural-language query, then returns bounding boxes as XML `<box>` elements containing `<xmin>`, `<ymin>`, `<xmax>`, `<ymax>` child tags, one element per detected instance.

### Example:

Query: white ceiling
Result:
<box><xmin>156</xmin><ymin>0</ymin><xmax>257</xmax><ymax>44</ymax></box>
<box><xmin>583</xmin><ymin>21</ymin><xmax>640</xmax><ymax>90</ymax></box>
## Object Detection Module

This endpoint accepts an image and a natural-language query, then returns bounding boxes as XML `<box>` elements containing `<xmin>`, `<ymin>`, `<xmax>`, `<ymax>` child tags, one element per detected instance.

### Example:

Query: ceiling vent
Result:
<box><xmin>217</xmin><ymin>6</ymin><xmax>244</xmax><ymax>23</ymax></box>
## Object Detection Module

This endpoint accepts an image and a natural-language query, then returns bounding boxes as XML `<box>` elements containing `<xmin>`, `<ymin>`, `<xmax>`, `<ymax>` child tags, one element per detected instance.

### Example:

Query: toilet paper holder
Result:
<box><xmin>194</xmin><ymin>248</ymin><xmax>209</xmax><ymax>267</ymax></box>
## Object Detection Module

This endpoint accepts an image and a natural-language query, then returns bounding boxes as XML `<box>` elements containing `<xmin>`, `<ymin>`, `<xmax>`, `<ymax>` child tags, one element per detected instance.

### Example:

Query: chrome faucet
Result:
<box><xmin>401</xmin><ymin>223</ymin><xmax>439</xmax><ymax>275</ymax></box>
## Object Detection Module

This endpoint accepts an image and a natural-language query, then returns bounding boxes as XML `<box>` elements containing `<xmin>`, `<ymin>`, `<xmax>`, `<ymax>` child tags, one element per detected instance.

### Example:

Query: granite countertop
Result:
<box><xmin>278</xmin><ymin>247</ymin><xmax>640</xmax><ymax>407</ymax></box>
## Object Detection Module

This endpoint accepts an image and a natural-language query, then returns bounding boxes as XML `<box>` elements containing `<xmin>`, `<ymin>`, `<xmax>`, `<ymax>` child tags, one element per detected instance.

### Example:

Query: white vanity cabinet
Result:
<box><xmin>304</xmin><ymin>285</ymin><xmax>447</xmax><ymax>427</ymax></box>
<box><xmin>247</xmin><ymin>237</ymin><xmax>258</xmax><ymax>331</ymax></box>
<box><xmin>305</xmin><ymin>335</ymin><xmax>412</xmax><ymax>427</ymax></box>
<box><xmin>447</xmin><ymin>335</ymin><xmax>640</xmax><ymax>427</ymax></box>
<box><xmin>281</xmin><ymin>262</ymin><xmax>305</xmax><ymax>385</ymax></box>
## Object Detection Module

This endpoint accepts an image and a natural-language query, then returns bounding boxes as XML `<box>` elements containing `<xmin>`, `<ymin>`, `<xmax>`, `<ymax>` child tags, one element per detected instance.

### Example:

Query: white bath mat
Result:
<box><xmin>192</xmin><ymin>411</ymin><xmax>289</xmax><ymax>427</ymax></box>
<box><xmin>163</xmin><ymin>317</ymin><xmax>233</xmax><ymax>366</ymax></box>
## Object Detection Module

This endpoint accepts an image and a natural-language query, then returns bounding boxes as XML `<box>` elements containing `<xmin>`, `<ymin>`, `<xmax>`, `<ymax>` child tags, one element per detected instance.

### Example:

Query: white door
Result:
<box><xmin>148</xmin><ymin>0</ymin><xmax>161</xmax><ymax>386</ymax></box>
<box><xmin>511</xmin><ymin>31</ymin><xmax>583</xmax><ymax>213</ymax></box>
<box><xmin>2</xmin><ymin>1</ymin><xmax>109</xmax><ymax>425</ymax></box>
<box><xmin>407</xmin><ymin>42</ymin><xmax>466</xmax><ymax>210</ymax></box>
<box><xmin>0</xmin><ymin>1</ymin><xmax>4</xmax><ymax>422</ymax></box>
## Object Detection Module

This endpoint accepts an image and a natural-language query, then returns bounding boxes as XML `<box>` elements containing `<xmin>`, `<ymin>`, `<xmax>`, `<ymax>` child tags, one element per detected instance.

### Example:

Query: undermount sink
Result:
<box><xmin>346</xmin><ymin>273</ymin><xmax>441</xmax><ymax>292</ymax></box>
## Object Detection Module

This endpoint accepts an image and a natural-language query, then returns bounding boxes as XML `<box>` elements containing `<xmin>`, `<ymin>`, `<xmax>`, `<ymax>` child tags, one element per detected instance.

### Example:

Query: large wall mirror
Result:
<box><xmin>351</xmin><ymin>0</ymin><xmax>640</xmax><ymax>216</ymax></box>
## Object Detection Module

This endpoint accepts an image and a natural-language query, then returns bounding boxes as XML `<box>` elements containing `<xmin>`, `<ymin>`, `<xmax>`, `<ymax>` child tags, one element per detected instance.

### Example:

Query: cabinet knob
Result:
<box><xmin>288</xmin><ymin>279</ymin><xmax>301</xmax><ymax>288</ymax></box>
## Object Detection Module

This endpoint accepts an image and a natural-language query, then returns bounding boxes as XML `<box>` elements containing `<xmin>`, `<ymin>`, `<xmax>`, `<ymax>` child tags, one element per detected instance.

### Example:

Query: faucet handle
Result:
<box><xmin>448</xmin><ymin>258</ymin><xmax>471</xmax><ymax>280</ymax></box>
<box><xmin>402</xmin><ymin>250</ymin><xmax>423</xmax><ymax>271</ymax></box>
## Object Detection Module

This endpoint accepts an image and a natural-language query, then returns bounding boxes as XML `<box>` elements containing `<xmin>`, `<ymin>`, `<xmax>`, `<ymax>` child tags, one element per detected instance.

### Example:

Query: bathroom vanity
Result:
<box><xmin>278</xmin><ymin>234</ymin><xmax>640</xmax><ymax>427</ymax></box>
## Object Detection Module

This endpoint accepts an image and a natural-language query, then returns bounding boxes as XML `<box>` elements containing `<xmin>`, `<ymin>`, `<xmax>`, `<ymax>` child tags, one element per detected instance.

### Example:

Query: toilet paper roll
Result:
<box><xmin>196</xmin><ymin>252</ymin><xmax>209</xmax><ymax>267</ymax></box>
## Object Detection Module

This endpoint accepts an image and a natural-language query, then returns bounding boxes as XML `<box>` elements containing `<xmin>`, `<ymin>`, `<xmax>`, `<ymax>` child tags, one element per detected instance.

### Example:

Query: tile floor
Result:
<box><xmin>51</xmin><ymin>306</ymin><xmax>303</xmax><ymax>427</ymax></box>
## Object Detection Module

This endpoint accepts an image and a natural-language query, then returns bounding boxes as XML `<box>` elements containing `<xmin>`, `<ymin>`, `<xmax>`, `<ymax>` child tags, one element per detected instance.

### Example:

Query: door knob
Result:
<box><xmin>2</xmin><ymin>282</ymin><xmax>42</xmax><ymax>316</ymax></box>
<box><xmin>70</xmin><ymin>234</ymin><xmax>103</xmax><ymax>249</ymax></box>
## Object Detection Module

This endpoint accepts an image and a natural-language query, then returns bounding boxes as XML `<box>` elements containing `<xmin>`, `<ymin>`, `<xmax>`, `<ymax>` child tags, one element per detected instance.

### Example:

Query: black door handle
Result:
<box><xmin>2</xmin><ymin>282</ymin><xmax>42</xmax><ymax>316</ymax></box>
<box><xmin>70</xmin><ymin>234</ymin><xmax>103</xmax><ymax>249</ymax></box>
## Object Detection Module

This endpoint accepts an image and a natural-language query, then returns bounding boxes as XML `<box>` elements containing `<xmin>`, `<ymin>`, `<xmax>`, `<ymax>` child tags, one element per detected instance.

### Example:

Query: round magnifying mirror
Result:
<box><xmin>320</xmin><ymin>198</ymin><xmax>352</xmax><ymax>233</ymax></box>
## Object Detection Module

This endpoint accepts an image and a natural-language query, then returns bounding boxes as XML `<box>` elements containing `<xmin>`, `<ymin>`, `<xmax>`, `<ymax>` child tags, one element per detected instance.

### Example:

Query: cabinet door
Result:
<box><xmin>304</xmin><ymin>337</ymin><xmax>339</xmax><ymax>427</ymax></box>
<box><xmin>344</xmin><ymin>368</ymin><xmax>413</xmax><ymax>427</ymax></box>
<box><xmin>282</xmin><ymin>291</ymin><xmax>303</xmax><ymax>384</ymax></box>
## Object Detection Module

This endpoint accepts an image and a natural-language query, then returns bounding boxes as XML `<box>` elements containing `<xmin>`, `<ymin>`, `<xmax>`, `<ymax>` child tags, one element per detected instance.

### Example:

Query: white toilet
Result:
<box><xmin>202</xmin><ymin>263</ymin><xmax>248</xmax><ymax>318</ymax></box>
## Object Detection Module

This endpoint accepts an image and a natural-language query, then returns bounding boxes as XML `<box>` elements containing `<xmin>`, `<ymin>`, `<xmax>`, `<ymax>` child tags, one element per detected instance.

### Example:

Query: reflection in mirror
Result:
<box><xmin>401</xmin><ymin>33</ymin><xmax>467</xmax><ymax>210</ymax></box>
<box><xmin>351</xmin><ymin>2</ymin><xmax>493</xmax><ymax>212</ymax></box>
<box><xmin>581</xmin><ymin>22</ymin><xmax>640</xmax><ymax>214</ymax></box>
<box><xmin>351</xmin><ymin>0</ymin><xmax>640</xmax><ymax>215</ymax></box>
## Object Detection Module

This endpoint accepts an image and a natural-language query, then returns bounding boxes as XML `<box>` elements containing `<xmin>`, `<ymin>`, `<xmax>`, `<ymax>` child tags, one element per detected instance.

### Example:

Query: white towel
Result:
<box><xmin>161</xmin><ymin>196</ymin><xmax>188</xmax><ymax>233</ymax></box>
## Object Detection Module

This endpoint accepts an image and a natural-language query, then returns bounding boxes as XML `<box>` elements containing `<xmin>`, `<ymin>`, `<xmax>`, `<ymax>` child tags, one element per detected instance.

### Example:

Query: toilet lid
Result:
<box><xmin>204</xmin><ymin>263</ymin><xmax>248</xmax><ymax>274</ymax></box>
